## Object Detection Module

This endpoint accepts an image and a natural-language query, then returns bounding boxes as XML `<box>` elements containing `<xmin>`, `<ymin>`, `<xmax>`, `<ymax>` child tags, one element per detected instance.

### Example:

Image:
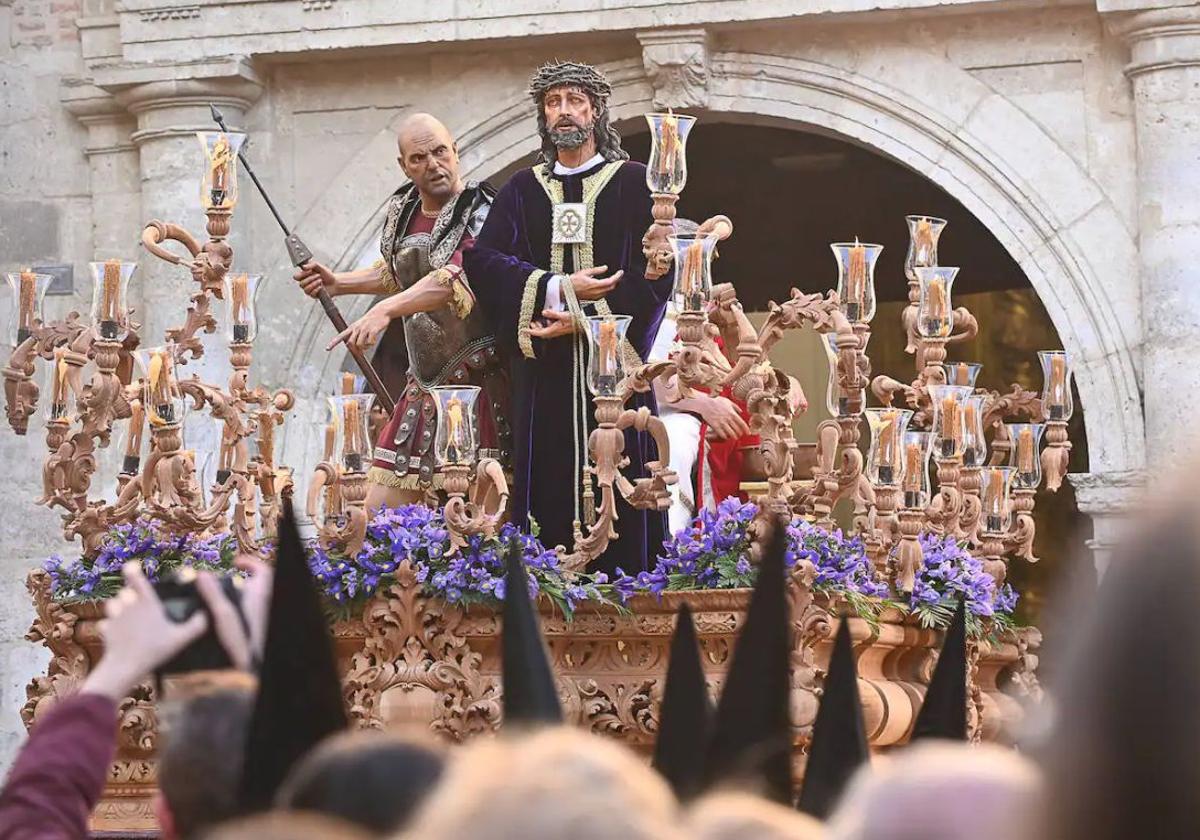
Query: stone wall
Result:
<box><xmin>1</xmin><ymin>0</ymin><xmax>1185</xmax><ymax>769</ymax></box>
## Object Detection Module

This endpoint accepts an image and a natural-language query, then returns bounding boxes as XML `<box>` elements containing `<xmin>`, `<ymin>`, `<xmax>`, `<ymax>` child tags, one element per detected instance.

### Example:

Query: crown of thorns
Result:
<box><xmin>527</xmin><ymin>61</ymin><xmax>613</xmax><ymax>104</ymax></box>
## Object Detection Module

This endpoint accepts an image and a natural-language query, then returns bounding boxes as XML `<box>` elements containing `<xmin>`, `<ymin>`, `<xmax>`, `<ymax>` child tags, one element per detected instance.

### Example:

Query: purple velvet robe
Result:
<box><xmin>465</xmin><ymin>159</ymin><xmax>670</xmax><ymax>575</ymax></box>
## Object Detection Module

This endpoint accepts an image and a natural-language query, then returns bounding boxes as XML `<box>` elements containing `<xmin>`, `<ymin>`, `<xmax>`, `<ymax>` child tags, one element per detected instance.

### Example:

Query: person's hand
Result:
<box><xmin>294</xmin><ymin>261</ymin><xmax>339</xmax><ymax>298</ymax></box>
<box><xmin>197</xmin><ymin>554</ymin><xmax>273</xmax><ymax>673</ymax></box>
<box><xmin>327</xmin><ymin>302</ymin><xmax>391</xmax><ymax>352</ymax></box>
<box><xmin>569</xmin><ymin>265</ymin><xmax>622</xmax><ymax>301</ymax></box>
<box><xmin>528</xmin><ymin>309</ymin><xmax>577</xmax><ymax>340</ymax></box>
<box><xmin>785</xmin><ymin>375</ymin><xmax>808</xmax><ymax>415</ymax></box>
<box><xmin>698</xmin><ymin>395</ymin><xmax>751</xmax><ymax>441</ymax></box>
<box><xmin>81</xmin><ymin>563</ymin><xmax>210</xmax><ymax>701</ymax></box>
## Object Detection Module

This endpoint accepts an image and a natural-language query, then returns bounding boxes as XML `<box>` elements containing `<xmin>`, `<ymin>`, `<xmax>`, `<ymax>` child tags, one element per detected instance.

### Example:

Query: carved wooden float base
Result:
<box><xmin>23</xmin><ymin>567</ymin><xmax>1041</xmax><ymax>833</ymax></box>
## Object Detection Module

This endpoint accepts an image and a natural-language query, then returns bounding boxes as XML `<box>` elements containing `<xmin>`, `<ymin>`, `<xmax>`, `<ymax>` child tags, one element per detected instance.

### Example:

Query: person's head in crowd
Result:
<box><xmin>200</xmin><ymin>811</ymin><xmax>371</xmax><ymax>840</ymax></box>
<box><xmin>404</xmin><ymin>726</ymin><xmax>684</xmax><ymax>840</ymax></box>
<box><xmin>825</xmin><ymin>742</ymin><xmax>1041</xmax><ymax>840</ymax></box>
<box><xmin>686</xmin><ymin>792</ymin><xmax>825</xmax><ymax>840</ymax></box>
<box><xmin>1037</xmin><ymin>493</ymin><xmax>1200</xmax><ymax>840</ymax></box>
<box><xmin>154</xmin><ymin>674</ymin><xmax>257</xmax><ymax>840</ymax></box>
<box><xmin>275</xmin><ymin>729</ymin><xmax>445</xmax><ymax>835</ymax></box>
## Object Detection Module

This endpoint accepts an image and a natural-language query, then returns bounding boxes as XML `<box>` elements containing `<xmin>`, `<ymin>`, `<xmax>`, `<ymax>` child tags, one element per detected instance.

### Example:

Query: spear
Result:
<box><xmin>209</xmin><ymin>103</ymin><xmax>397</xmax><ymax>415</ymax></box>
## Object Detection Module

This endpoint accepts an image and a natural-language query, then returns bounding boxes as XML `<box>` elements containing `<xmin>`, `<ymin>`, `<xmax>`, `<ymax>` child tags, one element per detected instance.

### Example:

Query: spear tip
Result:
<box><xmin>209</xmin><ymin>102</ymin><xmax>225</xmax><ymax>126</ymax></box>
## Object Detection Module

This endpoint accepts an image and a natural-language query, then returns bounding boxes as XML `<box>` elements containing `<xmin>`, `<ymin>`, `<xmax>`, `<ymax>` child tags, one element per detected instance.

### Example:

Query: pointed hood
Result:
<box><xmin>704</xmin><ymin>519</ymin><xmax>793</xmax><ymax>804</ymax></box>
<box><xmin>239</xmin><ymin>498</ymin><xmax>347</xmax><ymax>812</ymax></box>
<box><xmin>501</xmin><ymin>537</ymin><xmax>562</xmax><ymax>725</ymax></box>
<box><xmin>796</xmin><ymin>616</ymin><xmax>869</xmax><ymax>819</ymax></box>
<box><xmin>653</xmin><ymin>602</ymin><xmax>714</xmax><ymax>801</ymax></box>
<box><xmin>911</xmin><ymin>597</ymin><xmax>968</xmax><ymax>742</ymax></box>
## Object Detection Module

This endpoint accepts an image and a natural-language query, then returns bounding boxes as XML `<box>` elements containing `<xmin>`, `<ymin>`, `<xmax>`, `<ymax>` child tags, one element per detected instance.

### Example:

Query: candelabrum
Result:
<box><xmin>859</xmin><ymin>216</ymin><xmax>1070</xmax><ymax>589</ymax></box>
<box><xmin>2</xmin><ymin>130</ymin><xmax>294</xmax><ymax>557</ymax></box>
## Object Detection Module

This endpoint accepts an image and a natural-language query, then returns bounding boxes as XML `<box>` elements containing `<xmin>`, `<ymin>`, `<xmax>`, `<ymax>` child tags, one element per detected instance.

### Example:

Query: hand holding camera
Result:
<box><xmin>81</xmin><ymin>556</ymin><xmax>272</xmax><ymax>702</ymax></box>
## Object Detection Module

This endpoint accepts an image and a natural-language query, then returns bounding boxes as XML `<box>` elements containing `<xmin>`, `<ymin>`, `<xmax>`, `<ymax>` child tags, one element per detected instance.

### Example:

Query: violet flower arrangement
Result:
<box><xmin>306</xmin><ymin>504</ymin><xmax>621</xmax><ymax>618</ymax></box>
<box><xmin>615</xmin><ymin>498</ymin><xmax>892</xmax><ymax>624</ymax></box>
<box><xmin>44</xmin><ymin>517</ymin><xmax>239</xmax><ymax>601</ymax></box>
<box><xmin>903</xmin><ymin>532</ymin><xmax>1019</xmax><ymax>639</ymax></box>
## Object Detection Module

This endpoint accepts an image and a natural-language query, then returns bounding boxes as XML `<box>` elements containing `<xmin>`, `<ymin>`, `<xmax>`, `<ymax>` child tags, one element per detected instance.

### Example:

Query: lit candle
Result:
<box><xmin>963</xmin><ymin>398</ymin><xmax>979</xmax><ymax>466</ymax></box>
<box><xmin>323</xmin><ymin>421</ymin><xmax>336</xmax><ymax>462</ymax></box>
<box><xmin>343</xmin><ymin>398</ymin><xmax>362</xmax><ymax>472</ymax></box>
<box><xmin>230</xmin><ymin>274</ymin><xmax>250</xmax><ymax>343</ymax></box>
<box><xmin>926</xmin><ymin>275</ymin><xmax>947</xmax><ymax>329</ymax></box>
<box><xmin>100</xmin><ymin>259</ymin><xmax>122</xmax><ymax>340</ymax></box>
<box><xmin>445</xmin><ymin>396</ymin><xmax>466</xmax><ymax>463</ymax></box>
<box><xmin>939</xmin><ymin>394</ymin><xmax>959</xmax><ymax>458</ymax></box>
<box><xmin>18</xmin><ymin>270</ymin><xmax>36</xmax><ymax>345</ymax></box>
<box><xmin>915</xmin><ymin>217</ymin><xmax>933</xmax><ymax>266</ymax></box>
<box><xmin>123</xmin><ymin>400</ymin><xmax>144</xmax><ymax>474</ymax></box>
<box><xmin>957</xmin><ymin>362</ymin><xmax>969</xmax><ymax>386</ymax></box>
<box><xmin>876</xmin><ymin>410</ymin><xmax>897</xmax><ymax>484</ymax></box>
<box><xmin>845</xmin><ymin>238</ymin><xmax>866</xmax><ymax>319</ymax></box>
<box><xmin>341</xmin><ymin>371</ymin><xmax>355</xmax><ymax>396</ymax></box>
<box><xmin>1017</xmin><ymin>426</ymin><xmax>1035</xmax><ymax>475</ymax></box>
<box><xmin>209</xmin><ymin>134</ymin><xmax>233</xmax><ymax>206</ymax></box>
<box><xmin>49</xmin><ymin>347</ymin><xmax>69</xmax><ymax>421</ymax></box>
<box><xmin>1048</xmin><ymin>354</ymin><xmax>1067</xmax><ymax>420</ymax></box>
<box><xmin>986</xmin><ymin>469</ymin><xmax>1005</xmax><ymax>527</ymax></box>
<box><xmin>658</xmin><ymin>110</ymin><xmax>679</xmax><ymax>182</ymax></box>
<box><xmin>598</xmin><ymin>320</ymin><xmax>618</xmax><ymax>376</ymax></box>
<box><xmin>148</xmin><ymin>349</ymin><xmax>176</xmax><ymax>425</ymax></box>
<box><xmin>903</xmin><ymin>443</ymin><xmax>922</xmax><ymax>492</ymax></box>
<box><xmin>679</xmin><ymin>237</ymin><xmax>705</xmax><ymax>309</ymax></box>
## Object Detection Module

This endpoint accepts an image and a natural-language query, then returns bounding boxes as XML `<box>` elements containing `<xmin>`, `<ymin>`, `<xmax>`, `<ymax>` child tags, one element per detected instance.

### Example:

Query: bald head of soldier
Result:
<box><xmin>396</xmin><ymin>113</ymin><xmax>464</xmax><ymax>209</ymax></box>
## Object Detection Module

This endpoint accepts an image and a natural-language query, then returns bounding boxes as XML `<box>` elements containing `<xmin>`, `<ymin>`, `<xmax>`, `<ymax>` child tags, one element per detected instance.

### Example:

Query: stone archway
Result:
<box><xmin>275</xmin><ymin>51</ymin><xmax>1144</xmax><ymax>488</ymax></box>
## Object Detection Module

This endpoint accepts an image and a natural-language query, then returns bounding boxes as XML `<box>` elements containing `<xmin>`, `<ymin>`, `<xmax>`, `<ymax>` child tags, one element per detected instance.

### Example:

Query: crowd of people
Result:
<box><xmin>0</xmin><ymin>480</ymin><xmax>1192</xmax><ymax>840</ymax></box>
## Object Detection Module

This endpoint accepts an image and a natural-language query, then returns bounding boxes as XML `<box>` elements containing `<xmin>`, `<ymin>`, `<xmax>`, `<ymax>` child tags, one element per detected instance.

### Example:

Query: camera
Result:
<box><xmin>153</xmin><ymin>569</ymin><xmax>249</xmax><ymax>677</ymax></box>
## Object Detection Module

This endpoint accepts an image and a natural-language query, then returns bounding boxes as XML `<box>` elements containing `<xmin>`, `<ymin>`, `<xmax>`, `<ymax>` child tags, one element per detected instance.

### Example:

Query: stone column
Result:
<box><xmin>1109</xmin><ymin>4</ymin><xmax>1200</xmax><ymax>467</ymax></box>
<box><xmin>1069</xmin><ymin>470</ymin><xmax>1148</xmax><ymax>578</ymax></box>
<box><xmin>60</xmin><ymin>84</ymin><xmax>140</xmax><ymax>261</ymax></box>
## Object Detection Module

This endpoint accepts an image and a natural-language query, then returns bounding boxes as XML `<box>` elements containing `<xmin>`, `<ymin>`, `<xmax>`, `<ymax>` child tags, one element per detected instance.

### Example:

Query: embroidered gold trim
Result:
<box><xmin>367</xmin><ymin>465</ymin><xmax>445</xmax><ymax>490</ymax></box>
<box><xmin>518</xmin><ymin>269</ymin><xmax>547</xmax><ymax>359</ymax></box>
<box><xmin>373</xmin><ymin>257</ymin><xmax>399</xmax><ymax>294</ymax></box>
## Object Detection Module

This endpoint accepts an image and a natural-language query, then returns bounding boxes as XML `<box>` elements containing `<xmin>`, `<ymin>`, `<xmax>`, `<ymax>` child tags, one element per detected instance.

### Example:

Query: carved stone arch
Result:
<box><xmin>276</xmin><ymin>51</ymin><xmax>1144</xmax><ymax>481</ymax></box>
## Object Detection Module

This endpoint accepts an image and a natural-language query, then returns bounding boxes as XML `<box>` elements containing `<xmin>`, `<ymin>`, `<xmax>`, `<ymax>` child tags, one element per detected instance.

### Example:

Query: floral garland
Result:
<box><xmin>306</xmin><ymin>505</ymin><xmax>620</xmax><ymax>618</ymax></box>
<box><xmin>44</xmin><ymin>517</ymin><xmax>240</xmax><ymax>601</ymax></box>
<box><xmin>41</xmin><ymin>502</ymin><xmax>1019</xmax><ymax>638</ymax></box>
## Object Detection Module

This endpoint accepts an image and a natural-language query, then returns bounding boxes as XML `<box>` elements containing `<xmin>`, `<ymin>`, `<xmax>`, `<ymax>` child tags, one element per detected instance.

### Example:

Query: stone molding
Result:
<box><xmin>59</xmin><ymin>82</ymin><xmax>138</xmax><ymax>156</ymax></box>
<box><xmin>637</xmin><ymin>27</ymin><xmax>711</xmax><ymax>110</ymax></box>
<box><xmin>107</xmin><ymin>0</ymin><xmax>1031</xmax><ymax>66</ymax></box>
<box><xmin>1068</xmin><ymin>469</ymin><xmax>1148</xmax><ymax>517</ymax></box>
<box><xmin>276</xmin><ymin>50</ymin><xmax>1146</xmax><ymax>486</ymax></box>
<box><xmin>1104</xmin><ymin>6</ymin><xmax>1200</xmax><ymax>76</ymax></box>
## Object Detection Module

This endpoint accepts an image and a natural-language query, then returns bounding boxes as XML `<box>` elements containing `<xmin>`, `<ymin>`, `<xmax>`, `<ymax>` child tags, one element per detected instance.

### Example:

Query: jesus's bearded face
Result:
<box><xmin>541</xmin><ymin>85</ymin><xmax>596</xmax><ymax>150</ymax></box>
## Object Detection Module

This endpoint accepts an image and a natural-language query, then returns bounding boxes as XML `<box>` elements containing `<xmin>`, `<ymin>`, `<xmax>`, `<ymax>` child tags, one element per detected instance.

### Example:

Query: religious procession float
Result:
<box><xmin>4</xmin><ymin>78</ymin><xmax>1061</xmax><ymax>831</ymax></box>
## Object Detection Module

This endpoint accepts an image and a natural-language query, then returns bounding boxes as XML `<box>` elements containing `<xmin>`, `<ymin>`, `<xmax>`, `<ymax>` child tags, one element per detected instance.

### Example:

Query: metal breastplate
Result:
<box><xmin>391</xmin><ymin>236</ymin><xmax>495</xmax><ymax>388</ymax></box>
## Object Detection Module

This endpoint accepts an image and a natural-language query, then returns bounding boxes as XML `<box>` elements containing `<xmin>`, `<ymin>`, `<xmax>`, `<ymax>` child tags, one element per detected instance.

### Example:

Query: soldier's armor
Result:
<box><xmin>388</xmin><ymin>217</ymin><xmax>493</xmax><ymax>388</ymax></box>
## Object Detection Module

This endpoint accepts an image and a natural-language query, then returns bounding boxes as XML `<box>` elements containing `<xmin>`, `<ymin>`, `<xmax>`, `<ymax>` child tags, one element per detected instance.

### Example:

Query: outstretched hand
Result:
<box><xmin>569</xmin><ymin>265</ymin><xmax>622</xmax><ymax>301</ymax></box>
<box><xmin>528</xmin><ymin>309</ymin><xmax>578</xmax><ymax>340</ymax></box>
<box><xmin>327</xmin><ymin>303</ymin><xmax>392</xmax><ymax>352</ymax></box>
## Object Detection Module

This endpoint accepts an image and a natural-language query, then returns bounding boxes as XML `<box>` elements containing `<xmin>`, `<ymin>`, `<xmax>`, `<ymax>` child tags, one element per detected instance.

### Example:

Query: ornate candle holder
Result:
<box><xmin>832</xmin><ymin>239</ymin><xmax>881</xmax><ymax>326</ymax></box>
<box><xmin>863</xmin><ymin>407</ymin><xmax>912</xmax><ymax>572</ymax></box>
<box><xmin>3</xmin><ymin>128</ymin><xmax>294</xmax><ymax>558</ymax></box>
<box><xmin>1038</xmin><ymin>350</ymin><xmax>1073</xmax><ymax>491</ymax></box>
<box><xmin>552</xmin><ymin>314</ymin><xmax>675</xmax><ymax>571</ymax></box>
<box><xmin>431</xmin><ymin>385</ymin><xmax>509</xmax><ymax>551</ymax></box>
<box><xmin>318</xmin><ymin>392</ymin><xmax>375</xmax><ymax>554</ymax></box>
<box><xmin>642</xmin><ymin>111</ymin><xmax>697</xmax><ymax>279</ymax></box>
